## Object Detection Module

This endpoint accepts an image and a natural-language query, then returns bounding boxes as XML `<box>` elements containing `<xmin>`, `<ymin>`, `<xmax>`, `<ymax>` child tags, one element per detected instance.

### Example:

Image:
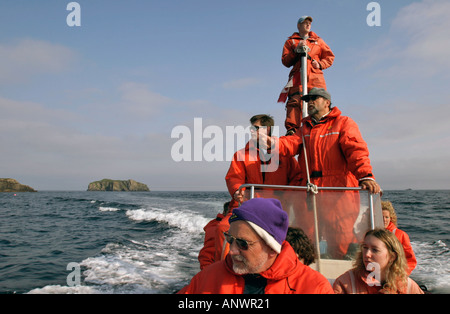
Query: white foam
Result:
<box><xmin>126</xmin><ymin>208</ymin><xmax>209</xmax><ymax>234</ymax></box>
<box><xmin>26</xmin><ymin>196</ymin><xmax>221</xmax><ymax>294</ymax></box>
<box><xmin>79</xmin><ymin>239</ymin><xmax>200</xmax><ymax>294</ymax></box>
<box><xmin>98</xmin><ymin>206</ymin><xmax>120</xmax><ymax>212</ymax></box>
<box><xmin>411</xmin><ymin>240</ymin><xmax>450</xmax><ymax>293</ymax></box>
<box><xmin>27</xmin><ymin>285</ymin><xmax>99</xmax><ymax>294</ymax></box>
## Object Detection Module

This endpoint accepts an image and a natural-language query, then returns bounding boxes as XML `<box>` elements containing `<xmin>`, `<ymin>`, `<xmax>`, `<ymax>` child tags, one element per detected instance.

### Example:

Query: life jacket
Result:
<box><xmin>198</xmin><ymin>213</ymin><xmax>224</xmax><ymax>270</ymax></box>
<box><xmin>333</xmin><ymin>269</ymin><xmax>424</xmax><ymax>294</ymax></box>
<box><xmin>179</xmin><ymin>241</ymin><xmax>334</xmax><ymax>294</ymax></box>
<box><xmin>278</xmin><ymin>31</ymin><xmax>335</xmax><ymax>102</ymax></box>
<box><xmin>279</xmin><ymin>107</ymin><xmax>375</xmax><ymax>187</ymax></box>
<box><xmin>225</xmin><ymin>140</ymin><xmax>302</xmax><ymax>208</ymax></box>
<box><xmin>386</xmin><ymin>221</ymin><xmax>417</xmax><ymax>274</ymax></box>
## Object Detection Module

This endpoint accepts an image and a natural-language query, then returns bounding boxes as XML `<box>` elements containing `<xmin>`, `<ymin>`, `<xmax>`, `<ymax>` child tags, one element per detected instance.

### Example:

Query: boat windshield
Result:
<box><xmin>238</xmin><ymin>184</ymin><xmax>383</xmax><ymax>279</ymax></box>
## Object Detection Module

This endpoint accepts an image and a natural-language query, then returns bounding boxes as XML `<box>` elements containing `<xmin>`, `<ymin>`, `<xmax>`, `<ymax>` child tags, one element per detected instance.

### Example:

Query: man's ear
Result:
<box><xmin>268</xmin><ymin>248</ymin><xmax>278</xmax><ymax>259</ymax></box>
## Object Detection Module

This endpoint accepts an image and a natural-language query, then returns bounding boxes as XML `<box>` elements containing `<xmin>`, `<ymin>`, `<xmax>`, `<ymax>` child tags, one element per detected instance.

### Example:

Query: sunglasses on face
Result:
<box><xmin>250</xmin><ymin>125</ymin><xmax>263</xmax><ymax>132</ymax></box>
<box><xmin>223</xmin><ymin>232</ymin><xmax>258</xmax><ymax>251</ymax></box>
<box><xmin>250</xmin><ymin>125</ymin><xmax>271</xmax><ymax>135</ymax></box>
<box><xmin>305</xmin><ymin>95</ymin><xmax>321</xmax><ymax>102</ymax></box>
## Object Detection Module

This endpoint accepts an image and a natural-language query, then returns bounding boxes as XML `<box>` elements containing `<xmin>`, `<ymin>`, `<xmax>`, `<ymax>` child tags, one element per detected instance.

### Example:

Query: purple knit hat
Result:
<box><xmin>229</xmin><ymin>198</ymin><xmax>288</xmax><ymax>253</ymax></box>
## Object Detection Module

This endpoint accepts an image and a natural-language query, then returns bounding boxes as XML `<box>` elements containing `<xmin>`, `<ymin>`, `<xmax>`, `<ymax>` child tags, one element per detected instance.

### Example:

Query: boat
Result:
<box><xmin>237</xmin><ymin>183</ymin><xmax>383</xmax><ymax>281</ymax></box>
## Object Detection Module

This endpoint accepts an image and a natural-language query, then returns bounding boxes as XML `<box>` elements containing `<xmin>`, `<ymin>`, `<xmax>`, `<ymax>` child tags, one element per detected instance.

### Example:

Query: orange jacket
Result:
<box><xmin>225</xmin><ymin>140</ymin><xmax>302</xmax><ymax>207</ymax></box>
<box><xmin>282</xmin><ymin>31</ymin><xmax>335</xmax><ymax>91</ymax></box>
<box><xmin>279</xmin><ymin>107</ymin><xmax>375</xmax><ymax>187</ymax></box>
<box><xmin>333</xmin><ymin>269</ymin><xmax>424</xmax><ymax>294</ymax></box>
<box><xmin>198</xmin><ymin>213</ymin><xmax>225</xmax><ymax>270</ymax></box>
<box><xmin>386</xmin><ymin>221</ymin><xmax>417</xmax><ymax>275</ymax></box>
<box><xmin>213</xmin><ymin>211</ymin><xmax>233</xmax><ymax>263</ymax></box>
<box><xmin>179</xmin><ymin>241</ymin><xmax>334</xmax><ymax>294</ymax></box>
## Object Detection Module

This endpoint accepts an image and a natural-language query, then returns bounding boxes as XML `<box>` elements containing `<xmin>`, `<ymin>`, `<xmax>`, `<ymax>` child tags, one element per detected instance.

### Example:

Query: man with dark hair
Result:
<box><xmin>225</xmin><ymin>114</ymin><xmax>301</xmax><ymax>210</ymax></box>
<box><xmin>218</xmin><ymin>115</ymin><xmax>302</xmax><ymax>263</ymax></box>
<box><xmin>286</xmin><ymin>227</ymin><xmax>316</xmax><ymax>266</ymax></box>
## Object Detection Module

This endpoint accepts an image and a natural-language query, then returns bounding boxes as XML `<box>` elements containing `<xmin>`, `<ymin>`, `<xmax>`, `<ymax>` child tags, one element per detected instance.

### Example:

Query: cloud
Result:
<box><xmin>348</xmin><ymin>96</ymin><xmax>450</xmax><ymax>190</ymax></box>
<box><xmin>0</xmin><ymin>93</ymin><xmax>236</xmax><ymax>191</ymax></box>
<box><xmin>118</xmin><ymin>82</ymin><xmax>173</xmax><ymax>117</ymax></box>
<box><xmin>0</xmin><ymin>39</ymin><xmax>77</xmax><ymax>84</ymax></box>
<box><xmin>361</xmin><ymin>0</ymin><xmax>450</xmax><ymax>79</ymax></box>
<box><xmin>0</xmin><ymin>95</ymin><xmax>179</xmax><ymax>190</ymax></box>
<box><xmin>344</xmin><ymin>0</ymin><xmax>450</xmax><ymax>190</ymax></box>
<box><xmin>97</xmin><ymin>81</ymin><xmax>254</xmax><ymax>131</ymax></box>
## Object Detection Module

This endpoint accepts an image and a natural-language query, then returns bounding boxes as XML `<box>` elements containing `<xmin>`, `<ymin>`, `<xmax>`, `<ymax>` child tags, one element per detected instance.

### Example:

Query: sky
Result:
<box><xmin>1</xmin><ymin>0</ymin><xmax>449</xmax><ymax>191</ymax></box>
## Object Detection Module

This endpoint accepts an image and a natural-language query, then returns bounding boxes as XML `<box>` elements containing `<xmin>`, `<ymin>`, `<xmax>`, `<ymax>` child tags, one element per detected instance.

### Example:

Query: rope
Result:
<box><xmin>307</xmin><ymin>182</ymin><xmax>318</xmax><ymax>194</ymax></box>
<box><xmin>301</xmin><ymin>121</ymin><xmax>321</xmax><ymax>272</ymax></box>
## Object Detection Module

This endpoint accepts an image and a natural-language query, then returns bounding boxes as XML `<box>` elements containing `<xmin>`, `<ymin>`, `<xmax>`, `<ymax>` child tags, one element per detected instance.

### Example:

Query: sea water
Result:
<box><xmin>0</xmin><ymin>190</ymin><xmax>448</xmax><ymax>294</ymax></box>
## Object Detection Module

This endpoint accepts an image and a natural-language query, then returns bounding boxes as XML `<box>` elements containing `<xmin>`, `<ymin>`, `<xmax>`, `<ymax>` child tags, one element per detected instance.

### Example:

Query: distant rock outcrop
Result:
<box><xmin>0</xmin><ymin>178</ymin><xmax>37</xmax><ymax>192</ymax></box>
<box><xmin>87</xmin><ymin>179</ymin><xmax>150</xmax><ymax>192</ymax></box>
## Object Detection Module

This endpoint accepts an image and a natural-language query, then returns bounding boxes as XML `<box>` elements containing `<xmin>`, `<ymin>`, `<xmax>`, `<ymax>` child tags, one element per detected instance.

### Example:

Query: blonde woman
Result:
<box><xmin>382</xmin><ymin>200</ymin><xmax>417</xmax><ymax>274</ymax></box>
<box><xmin>333</xmin><ymin>229</ymin><xmax>423</xmax><ymax>294</ymax></box>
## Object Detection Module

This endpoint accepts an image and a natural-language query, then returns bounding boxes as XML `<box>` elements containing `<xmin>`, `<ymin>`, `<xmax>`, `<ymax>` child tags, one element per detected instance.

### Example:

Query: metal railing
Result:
<box><xmin>237</xmin><ymin>183</ymin><xmax>383</xmax><ymax>276</ymax></box>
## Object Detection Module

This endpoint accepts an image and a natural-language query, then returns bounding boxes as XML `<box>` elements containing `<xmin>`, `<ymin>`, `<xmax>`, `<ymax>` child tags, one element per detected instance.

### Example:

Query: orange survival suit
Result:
<box><xmin>198</xmin><ymin>213</ymin><xmax>225</xmax><ymax>270</ymax></box>
<box><xmin>179</xmin><ymin>241</ymin><xmax>333</xmax><ymax>294</ymax></box>
<box><xmin>333</xmin><ymin>269</ymin><xmax>424</xmax><ymax>294</ymax></box>
<box><xmin>225</xmin><ymin>140</ymin><xmax>302</xmax><ymax>210</ymax></box>
<box><xmin>279</xmin><ymin>31</ymin><xmax>335</xmax><ymax>131</ymax></box>
<box><xmin>386</xmin><ymin>221</ymin><xmax>417</xmax><ymax>275</ymax></box>
<box><xmin>218</xmin><ymin>141</ymin><xmax>302</xmax><ymax>262</ymax></box>
<box><xmin>279</xmin><ymin>107</ymin><xmax>376</xmax><ymax>258</ymax></box>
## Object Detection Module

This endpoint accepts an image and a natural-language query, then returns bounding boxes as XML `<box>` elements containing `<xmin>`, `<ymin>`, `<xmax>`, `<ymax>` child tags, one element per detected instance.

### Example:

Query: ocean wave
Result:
<box><xmin>78</xmin><ymin>239</ymin><xmax>198</xmax><ymax>294</ymax></box>
<box><xmin>125</xmin><ymin>208</ymin><xmax>209</xmax><ymax>234</ymax></box>
<box><xmin>98</xmin><ymin>206</ymin><xmax>121</xmax><ymax>212</ymax></box>
<box><xmin>27</xmin><ymin>285</ymin><xmax>99</xmax><ymax>294</ymax></box>
<box><xmin>411</xmin><ymin>240</ymin><xmax>450</xmax><ymax>293</ymax></box>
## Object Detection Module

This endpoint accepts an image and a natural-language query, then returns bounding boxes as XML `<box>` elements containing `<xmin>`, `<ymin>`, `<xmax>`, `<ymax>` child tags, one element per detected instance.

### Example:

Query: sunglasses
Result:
<box><xmin>224</xmin><ymin>232</ymin><xmax>258</xmax><ymax>250</ymax></box>
<box><xmin>249</xmin><ymin>125</ymin><xmax>262</xmax><ymax>132</ymax></box>
<box><xmin>306</xmin><ymin>95</ymin><xmax>320</xmax><ymax>102</ymax></box>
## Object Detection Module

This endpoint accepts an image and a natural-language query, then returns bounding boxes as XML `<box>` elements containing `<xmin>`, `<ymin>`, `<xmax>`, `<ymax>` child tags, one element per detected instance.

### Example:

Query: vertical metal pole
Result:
<box><xmin>250</xmin><ymin>186</ymin><xmax>255</xmax><ymax>199</ymax></box>
<box><xmin>311</xmin><ymin>192</ymin><xmax>321</xmax><ymax>273</ymax></box>
<box><xmin>298</xmin><ymin>45</ymin><xmax>311</xmax><ymax>119</ymax></box>
<box><xmin>369</xmin><ymin>192</ymin><xmax>375</xmax><ymax>230</ymax></box>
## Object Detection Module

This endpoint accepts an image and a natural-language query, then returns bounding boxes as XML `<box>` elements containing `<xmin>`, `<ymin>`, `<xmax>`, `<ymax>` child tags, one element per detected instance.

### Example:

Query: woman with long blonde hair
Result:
<box><xmin>333</xmin><ymin>229</ymin><xmax>423</xmax><ymax>294</ymax></box>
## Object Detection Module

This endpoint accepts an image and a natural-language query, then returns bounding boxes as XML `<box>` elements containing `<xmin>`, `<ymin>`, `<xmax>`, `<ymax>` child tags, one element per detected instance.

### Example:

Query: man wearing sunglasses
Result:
<box><xmin>266</xmin><ymin>88</ymin><xmax>380</xmax><ymax>258</ymax></box>
<box><xmin>225</xmin><ymin>114</ymin><xmax>302</xmax><ymax>211</ymax></box>
<box><xmin>276</xmin><ymin>87</ymin><xmax>380</xmax><ymax>195</ymax></box>
<box><xmin>178</xmin><ymin>198</ymin><xmax>333</xmax><ymax>294</ymax></box>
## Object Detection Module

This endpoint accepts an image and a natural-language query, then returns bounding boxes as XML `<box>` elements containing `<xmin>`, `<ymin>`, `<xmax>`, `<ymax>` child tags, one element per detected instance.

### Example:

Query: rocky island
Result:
<box><xmin>87</xmin><ymin>179</ymin><xmax>150</xmax><ymax>192</ymax></box>
<box><xmin>0</xmin><ymin>178</ymin><xmax>37</xmax><ymax>192</ymax></box>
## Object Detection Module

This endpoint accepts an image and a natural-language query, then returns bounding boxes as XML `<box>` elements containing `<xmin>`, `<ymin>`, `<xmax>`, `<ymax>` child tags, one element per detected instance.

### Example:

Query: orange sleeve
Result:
<box><xmin>339</xmin><ymin>117</ymin><xmax>374</xmax><ymax>180</ymax></box>
<box><xmin>225</xmin><ymin>152</ymin><xmax>246</xmax><ymax>197</ymax></box>
<box><xmin>317</xmin><ymin>38</ymin><xmax>335</xmax><ymax>70</ymax></box>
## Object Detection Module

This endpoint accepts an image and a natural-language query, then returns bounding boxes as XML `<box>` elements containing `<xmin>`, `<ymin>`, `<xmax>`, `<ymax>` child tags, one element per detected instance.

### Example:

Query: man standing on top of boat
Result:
<box><xmin>278</xmin><ymin>15</ymin><xmax>335</xmax><ymax>136</ymax></box>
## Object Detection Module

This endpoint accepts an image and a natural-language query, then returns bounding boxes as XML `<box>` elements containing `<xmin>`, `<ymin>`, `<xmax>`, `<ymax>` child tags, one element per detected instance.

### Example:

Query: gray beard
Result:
<box><xmin>232</xmin><ymin>254</ymin><xmax>269</xmax><ymax>275</ymax></box>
